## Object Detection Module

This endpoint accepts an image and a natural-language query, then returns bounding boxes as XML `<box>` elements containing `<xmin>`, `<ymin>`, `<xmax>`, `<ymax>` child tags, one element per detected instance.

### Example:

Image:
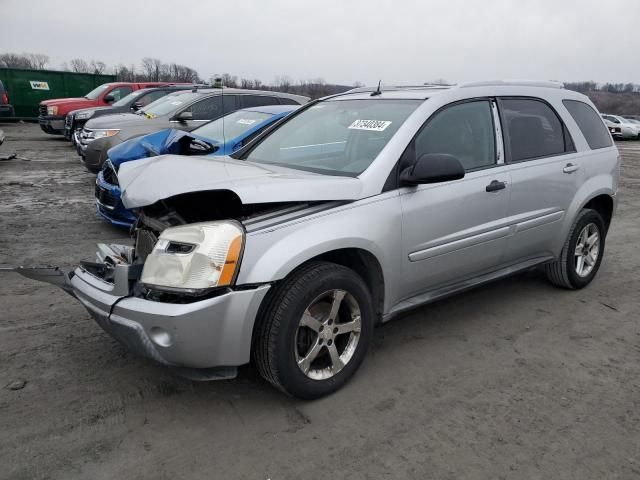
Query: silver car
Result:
<box><xmin>602</xmin><ymin>114</ymin><xmax>640</xmax><ymax>139</ymax></box>
<box><xmin>18</xmin><ymin>81</ymin><xmax>619</xmax><ymax>398</ymax></box>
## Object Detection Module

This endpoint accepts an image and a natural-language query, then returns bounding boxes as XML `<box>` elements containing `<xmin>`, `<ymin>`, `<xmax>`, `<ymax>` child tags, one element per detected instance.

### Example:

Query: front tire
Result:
<box><xmin>254</xmin><ymin>261</ymin><xmax>374</xmax><ymax>399</ymax></box>
<box><xmin>545</xmin><ymin>209</ymin><xmax>606</xmax><ymax>289</ymax></box>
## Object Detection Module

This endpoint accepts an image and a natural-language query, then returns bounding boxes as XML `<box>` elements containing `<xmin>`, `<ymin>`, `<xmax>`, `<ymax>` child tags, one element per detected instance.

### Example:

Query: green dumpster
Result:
<box><xmin>0</xmin><ymin>68</ymin><xmax>116</xmax><ymax>119</ymax></box>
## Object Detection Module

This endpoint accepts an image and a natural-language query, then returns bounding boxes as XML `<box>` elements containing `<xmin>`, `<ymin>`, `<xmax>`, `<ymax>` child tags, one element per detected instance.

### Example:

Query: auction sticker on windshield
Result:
<box><xmin>348</xmin><ymin>119</ymin><xmax>392</xmax><ymax>131</ymax></box>
<box><xmin>237</xmin><ymin>119</ymin><xmax>257</xmax><ymax>125</ymax></box>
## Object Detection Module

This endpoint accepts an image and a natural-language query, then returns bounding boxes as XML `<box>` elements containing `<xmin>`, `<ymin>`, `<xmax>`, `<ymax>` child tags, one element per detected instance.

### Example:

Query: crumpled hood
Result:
<box><xmin>107</xmin><ymin>129</ymin><xmax>216</xmax><ymax>168</ymax></box>
<box><xmin>118</xmin><ymin>155</ymin><xmax>364</xmax><ymax>208</ymax></box>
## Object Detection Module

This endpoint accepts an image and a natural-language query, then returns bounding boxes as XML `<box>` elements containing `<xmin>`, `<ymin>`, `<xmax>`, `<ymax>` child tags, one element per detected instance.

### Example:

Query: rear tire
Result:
<box><xmin>253</xmin><ymin>261</ymin><xmax>374</xmax><ymax>399</ymax></box>
<box><xmin>545</xmin><ymin>209</ymin><xmax>606</xmax><ymax>289</ymax></box>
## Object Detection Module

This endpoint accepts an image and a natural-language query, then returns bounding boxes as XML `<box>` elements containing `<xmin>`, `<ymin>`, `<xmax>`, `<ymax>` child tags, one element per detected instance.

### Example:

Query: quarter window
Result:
<box><xmin>501</xmin><ymin>98</ymin><xmax>569</xmax><ymax>162</ymax></box>
<box><xmin>563</xmin><ymin>100</ymin><xmax>612</xmax><ymax>150</ymax></box>
<box><xmin>240</xmin><ymin>95</ymin><xmax>280</xmax><ymax>108</ymax></box>
<box><xmin>413</xmin><ymin>100</ymin><xmax>496</xmax><ymax>171</ymax></box>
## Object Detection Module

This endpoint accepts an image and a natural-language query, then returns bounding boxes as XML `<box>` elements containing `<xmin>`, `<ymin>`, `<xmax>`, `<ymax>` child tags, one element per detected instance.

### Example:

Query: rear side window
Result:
<box><xmin>414</xmin><ymin>100</ymin><xmax>496</xmax><ymax>171</ymax></box>
<box><xmin>279</xmin><ymin>97</ymin><xmax>300</xmax><ymax>105</ymax></box>
<box><xmin>240</xmin><ymin>95</ymin><xmax>280</xmax><ymax>108</ymax></box>
<box><xmin>563</xmin><ymin>100</ymin><xmax>612</xmax><ymax>149</ymax></box>
<box><xmin>501</xmin><ymin>98</ymin><xmax>569</xmax><ymax>162</ymax></box>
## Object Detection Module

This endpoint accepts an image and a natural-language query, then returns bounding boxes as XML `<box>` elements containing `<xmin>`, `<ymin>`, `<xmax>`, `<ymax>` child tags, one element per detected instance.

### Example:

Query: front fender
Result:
<box><xmin>236</xmin><ymin>193</ymin><xmax>403</xmax><ymax>313</ymax></box>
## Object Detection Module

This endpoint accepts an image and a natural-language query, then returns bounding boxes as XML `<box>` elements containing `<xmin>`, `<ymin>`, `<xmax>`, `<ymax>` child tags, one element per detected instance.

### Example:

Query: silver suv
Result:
<box><xmin>20</xmin><ymin>81</ymin><xmax>619</xmax><ymax>398</ymax></box>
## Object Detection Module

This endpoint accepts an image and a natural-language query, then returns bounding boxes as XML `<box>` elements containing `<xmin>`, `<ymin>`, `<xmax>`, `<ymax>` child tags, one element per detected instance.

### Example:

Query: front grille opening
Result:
<box><xmin>95</xmin><ymin>184</ymin><xmax>118</xmax><ymax>209</ymax></box>
<box><xmin>102</xmin><ymin>162</ymin><xmax>119</xmax><ymax>186</ymax></box>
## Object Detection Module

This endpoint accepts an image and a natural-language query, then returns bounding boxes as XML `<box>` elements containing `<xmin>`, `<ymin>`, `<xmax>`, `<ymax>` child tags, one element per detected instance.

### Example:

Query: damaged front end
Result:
<box><xmin>13</xmin><ymin>151</ymin><xmax>362</xmax><ymax>376</ymax></box>
<box><xmin>11</xmin><ymin>192</ymin><xmax>340</xmax><ymax>378</ymax></box>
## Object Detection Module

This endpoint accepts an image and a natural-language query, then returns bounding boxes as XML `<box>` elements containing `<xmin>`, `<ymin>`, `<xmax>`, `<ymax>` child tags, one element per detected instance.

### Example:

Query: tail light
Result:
<box><xmin>1</xmin><ymin>92</ymin><xmax>7</xmax><ymax>105</ymax></box>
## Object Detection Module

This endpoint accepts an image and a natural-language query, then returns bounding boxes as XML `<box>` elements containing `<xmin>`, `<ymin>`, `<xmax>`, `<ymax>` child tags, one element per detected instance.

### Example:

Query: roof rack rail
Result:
<box><xmin>347</xmin><ymin>84</ymin><xmax>452</xmax><ymax>93</ymax></box>
<box><xmin>457</xmin><ymin>80</ymin><xmax>564</xmax><ymax>89</ymax></box>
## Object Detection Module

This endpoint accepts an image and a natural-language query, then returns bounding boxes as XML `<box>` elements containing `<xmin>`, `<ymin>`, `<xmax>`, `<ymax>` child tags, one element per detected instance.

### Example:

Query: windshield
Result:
<box><xmin>85</xmin><ymin>84</ymin><xmax>110</xmax><ymax>100</ymax></box>
<box><xmin>112</xmin><ymin>90</ymin><xmax>144</xmax><ymax>107</ymax></box>
<box><xmin>243</xmin><ymin>99</ymin><xmax>421</xmax><ymax>175</ymax></box>
<box><xmin>143</xmin><ymin>92</ymin><xmax>200</xmax><ymax>117</ymax></box>
<box><xmin>194</xmin><ymin>110</ymin><xmax>273</xmax><ymax>143</ymax></box>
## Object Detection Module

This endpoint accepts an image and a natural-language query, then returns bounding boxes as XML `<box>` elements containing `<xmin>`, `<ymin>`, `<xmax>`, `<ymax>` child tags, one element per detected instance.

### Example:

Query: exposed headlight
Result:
<box><xmin>47</xmin><ymin>106</ymin><xmax>58</xmax><ymax>115</ymax></box>
<box><xmin>141</xmin><ymin>221</ymin><xmax>244</xmax><ymax>293</ymax></box>
<box><xmin>75</xmin><ymin>110</ymin><xmax>94</xmax><ymax>120</ymax></box>
<box><xmin>92</xmin><ymin>129</ymin><xmax>120</xmax><ymax>139</ymax></box>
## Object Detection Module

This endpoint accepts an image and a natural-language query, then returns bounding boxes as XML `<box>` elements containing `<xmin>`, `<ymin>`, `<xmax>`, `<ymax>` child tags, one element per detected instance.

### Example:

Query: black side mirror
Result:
<box><xmin>176</xmin><ymin>111</ymin><xmax>193</xmax><ymax>122</ymax></box>
<box><xmin>103</xmin><ymin>94</ymin><xmax>115</xmax><ymax>103</ymax></box>
<box><xmin>131</xmin><ymin>102</ymin><xmax>143</xmax><ymax>111</ymax></box>
<box><xmin>178</xmin><ymin>135</ymin><xmax>218</xmax><ymax>155</ymax></box>
<box><xmin>400</xmin><ymin>153</ymin><xmax>465</xmax><ymax>186</ymax></box>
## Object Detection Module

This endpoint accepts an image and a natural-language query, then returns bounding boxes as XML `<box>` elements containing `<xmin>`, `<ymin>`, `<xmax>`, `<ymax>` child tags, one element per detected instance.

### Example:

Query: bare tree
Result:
<box><xmin>69</xmin><ymin>58</ymin><xmax>91</xmax><ymax>73</ymax></box>
<box><xmin>274</xmin><ymin>75</ymin><xmax>292</xmax><ymax>91</ymax></box>
<box><xmin>141</xmin><ymin>57</ymin><xmax>162</xmax><ymax>81</ymax></box>
<box><xmin>114</xmin><ymin>63</ymin><xmax>135</xmax><ymax>82</ymax></box>
<box><xmin>0</xmin><ymin>52</ymin><xmax>49</xmax><ymax>69</ymax></box>
<box><xmin>28</xmin><ymin>53</ymin><xmax>49</xmax><ymax>69</ymax></box>
<box><xmin>90</xmin><ymin>60</ymin><xmax>107</xmax><ymax>74</ymax></box>
<box><xmin>220</xmin><ymin>73</ymin><xmax>238</xmax><ymax>88</ymax></box>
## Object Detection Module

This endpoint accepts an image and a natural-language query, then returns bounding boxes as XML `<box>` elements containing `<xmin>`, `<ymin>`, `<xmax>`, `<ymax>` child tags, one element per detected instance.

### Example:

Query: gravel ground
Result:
<box><xmin>0</xmin><ymin>122</ymin><xmax>639</xmax><ymax>480</ymax></box>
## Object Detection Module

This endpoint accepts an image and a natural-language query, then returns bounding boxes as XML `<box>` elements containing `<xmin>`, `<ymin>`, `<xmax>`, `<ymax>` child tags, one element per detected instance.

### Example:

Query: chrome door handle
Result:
<box><xmin>563</xmin><ymin>163</ymin><xmax>579</xmax><ymax>174</ymax></box>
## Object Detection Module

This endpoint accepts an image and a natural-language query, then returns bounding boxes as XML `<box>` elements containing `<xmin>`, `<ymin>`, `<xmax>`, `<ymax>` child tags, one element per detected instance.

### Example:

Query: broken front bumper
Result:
<box><xmin>21</xmin><ymin>246</ymin><xmax>271</xmax><ymax>370</ymax></box>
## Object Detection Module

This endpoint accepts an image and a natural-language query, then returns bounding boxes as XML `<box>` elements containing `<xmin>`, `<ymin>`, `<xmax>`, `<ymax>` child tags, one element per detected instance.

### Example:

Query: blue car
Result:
<box><xmin>95</xmin><ymin>105</ymin><xmax>297</xmax><ymax>227</ymax></box>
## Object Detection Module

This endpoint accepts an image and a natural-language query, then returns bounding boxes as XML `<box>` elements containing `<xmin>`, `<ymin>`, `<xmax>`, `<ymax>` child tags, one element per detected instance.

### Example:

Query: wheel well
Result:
<box><xmin>583</xmin><ymin>194</ymin><xmax>614</xmax><ymax>232</ymax></box>
<box><xmin>311</xmin><ymin>249</ymin><xmax>385</xmax><ymax>323</ymax></box>
<box><xmin>284</xmin><ymin>249</ymin><xmax>385</xmax><ymax>324</ymax></box>
<box><xmin>249</xmin><ymin>248</ymin><xmax>386</xmax><ymax>360</ymax></box>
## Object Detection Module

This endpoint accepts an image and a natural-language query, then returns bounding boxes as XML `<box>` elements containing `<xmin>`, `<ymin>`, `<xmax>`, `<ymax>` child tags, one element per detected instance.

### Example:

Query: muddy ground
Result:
<box><xmin>0</xmin><ymin>122</ymin><xmax>639</xmax><ymax>480</ymax></box>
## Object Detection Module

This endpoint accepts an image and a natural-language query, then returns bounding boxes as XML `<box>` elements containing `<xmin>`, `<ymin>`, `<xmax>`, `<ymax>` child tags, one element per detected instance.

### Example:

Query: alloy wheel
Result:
<box><xmin>295</xmin><ymin>289</ymin><xmax>362</xmax><ymax>380</ymax></box>
<box><xmin>574</xmin><ymin>222</ymin><xmax>600</xmax><ymax>277</ymax></box>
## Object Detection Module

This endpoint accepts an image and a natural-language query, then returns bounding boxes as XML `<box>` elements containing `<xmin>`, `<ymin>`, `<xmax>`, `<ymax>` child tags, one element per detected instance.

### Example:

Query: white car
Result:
<box><xmin>623</xmin><ymin>117</ymin><xmax>640</xmax><ymax>130</ymax></box>
<box><xmin>602</xmin><ymin>114</ymin><xmax>640</xmax><ymax>139</ymax></box>
<box><xmin>602</xmin><ymin>118</ymin><xmax>622</xmax><ymax>139</ymax></box>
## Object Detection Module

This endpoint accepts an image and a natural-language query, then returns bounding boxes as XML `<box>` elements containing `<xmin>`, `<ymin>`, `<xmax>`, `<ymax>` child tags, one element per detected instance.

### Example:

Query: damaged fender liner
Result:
<box><xmin>9</xmin><ymin>266</ymin><xmax>76</xmax><ymax>296</ymax></box>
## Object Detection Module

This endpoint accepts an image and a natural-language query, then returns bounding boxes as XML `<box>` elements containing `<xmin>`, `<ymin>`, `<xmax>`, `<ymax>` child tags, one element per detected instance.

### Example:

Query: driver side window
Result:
<box><xmin>413</xmin><ymin>100</ymin><xmax>496</xmax><ymax>171</ymax></box>
<box><xmin>108</xmin><ymin>86</ymin><xmax>133</xmax><ymax>102</ymax></box>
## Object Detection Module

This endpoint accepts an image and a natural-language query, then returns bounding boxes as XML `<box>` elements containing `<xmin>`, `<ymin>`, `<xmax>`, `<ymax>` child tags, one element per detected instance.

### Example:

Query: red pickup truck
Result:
<box><xmin>38</xmin><ymin>82</ymin><xmax>173</xmax><ymax>135</ymax></box>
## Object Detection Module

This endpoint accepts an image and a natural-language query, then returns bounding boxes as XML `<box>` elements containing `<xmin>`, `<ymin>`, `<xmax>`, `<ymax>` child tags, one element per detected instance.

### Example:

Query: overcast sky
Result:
<box><xmin>1</xmin><ymin>0</ymin><xmax>638</xmax><ymax>86</ymax></box>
